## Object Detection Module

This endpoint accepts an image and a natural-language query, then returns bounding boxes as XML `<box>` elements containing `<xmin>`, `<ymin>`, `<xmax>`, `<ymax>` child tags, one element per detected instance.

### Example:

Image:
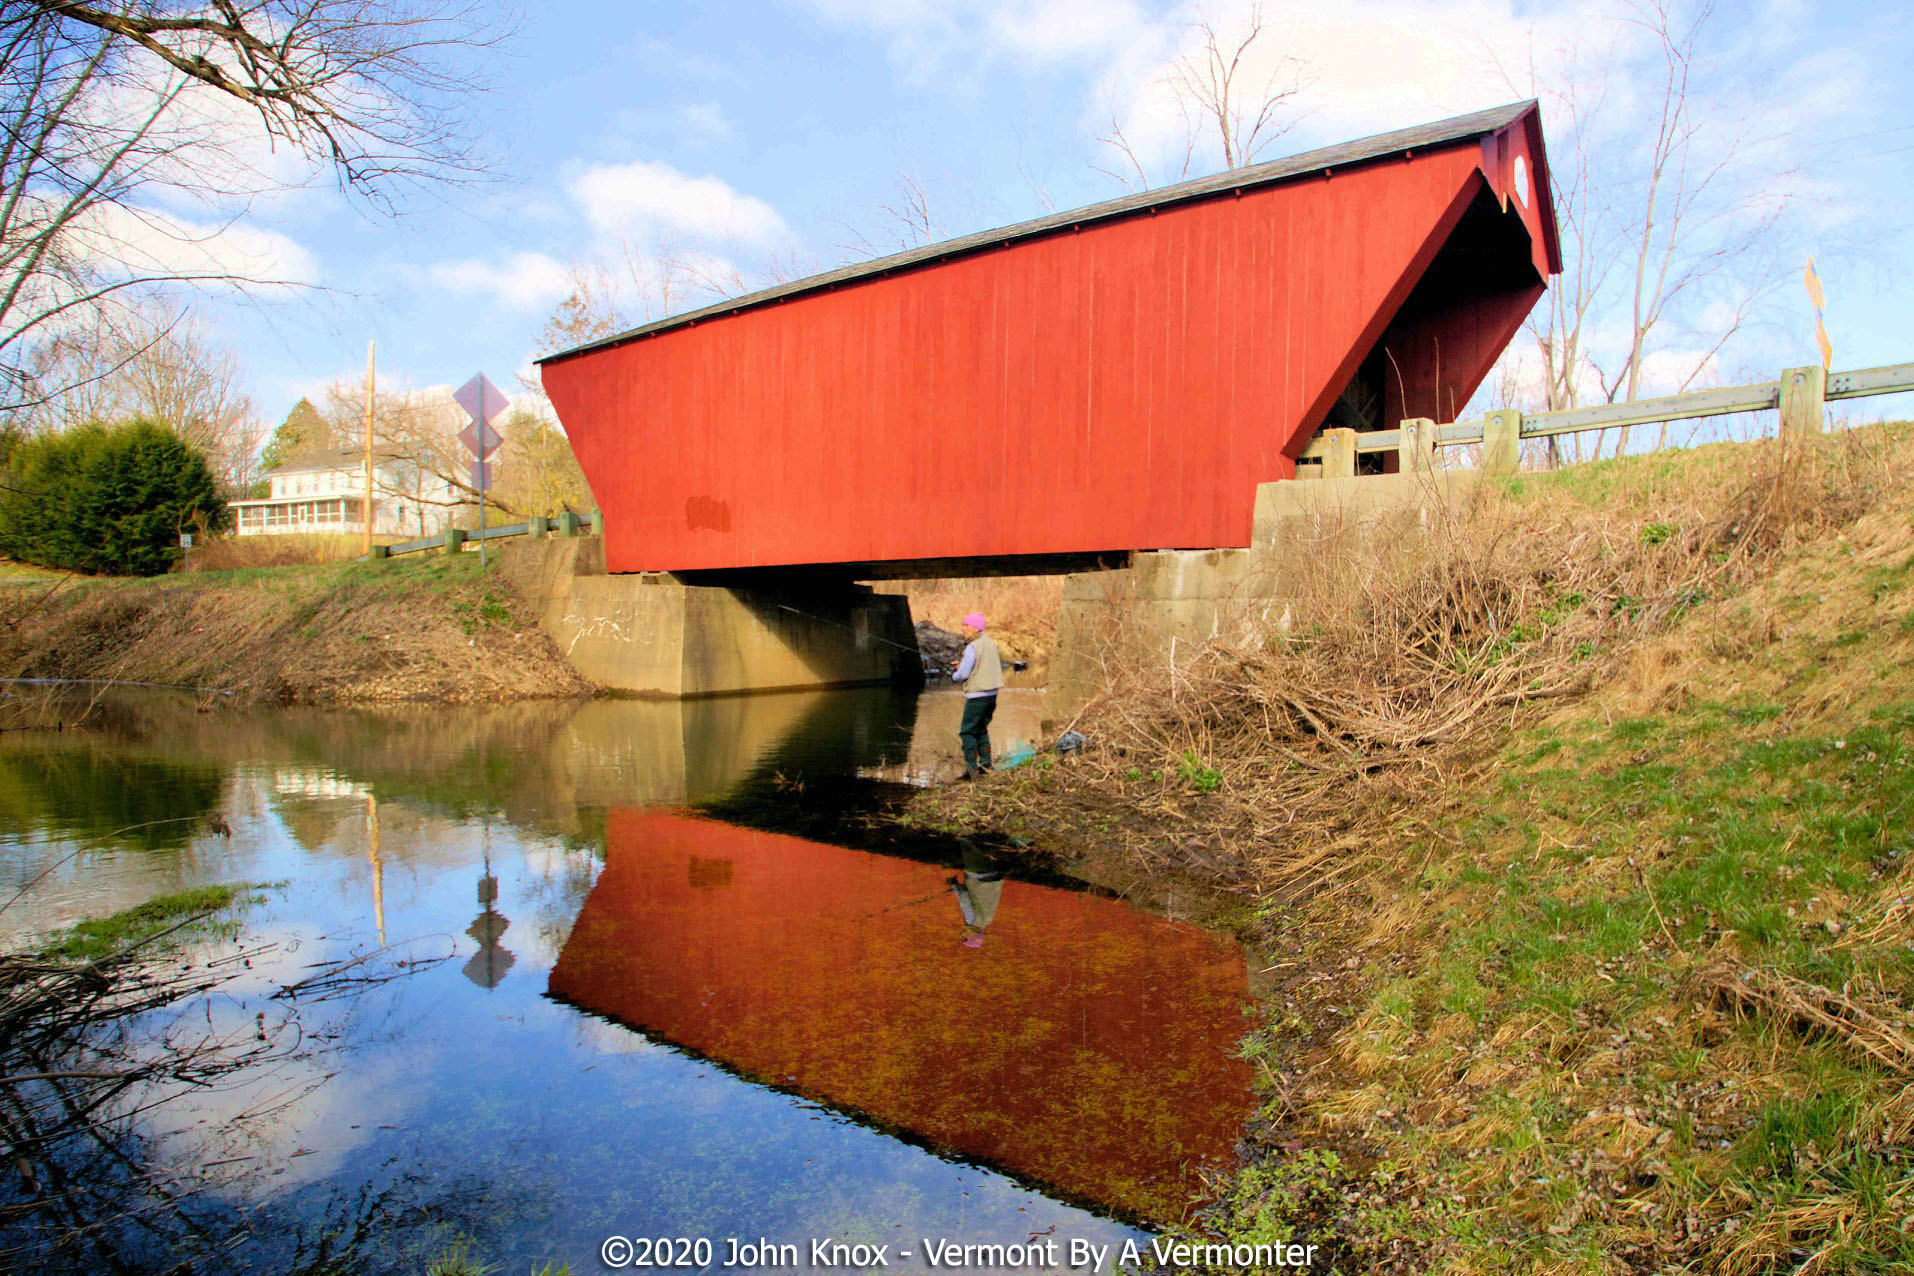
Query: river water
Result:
<box><xmin>0</xmin><ymin>686</ymin><xmax>1256</xmax><ymax>1274</ymax></box>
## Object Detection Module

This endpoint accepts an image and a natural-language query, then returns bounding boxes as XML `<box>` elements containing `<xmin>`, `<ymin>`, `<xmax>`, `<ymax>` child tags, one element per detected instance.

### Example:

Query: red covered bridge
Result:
<box><xmin>539</xmin><ymin>101</ymin><xmax>1561</xmax><ymax>577</ymax></box>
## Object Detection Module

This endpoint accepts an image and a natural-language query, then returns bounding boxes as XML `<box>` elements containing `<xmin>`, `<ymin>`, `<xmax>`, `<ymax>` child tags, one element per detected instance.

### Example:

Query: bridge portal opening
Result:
<box><xmin>1308</xmin><ymin>181</ymin><xmax>1550</xmax><ymax>473</ymax></box>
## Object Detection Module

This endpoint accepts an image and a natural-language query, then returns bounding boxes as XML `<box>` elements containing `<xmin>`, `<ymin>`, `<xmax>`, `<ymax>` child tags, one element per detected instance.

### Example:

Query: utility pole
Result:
<box><xmin>362</xmin><ymin>340</ymin><xmax>376</xmax><ymax>557</ymax></box>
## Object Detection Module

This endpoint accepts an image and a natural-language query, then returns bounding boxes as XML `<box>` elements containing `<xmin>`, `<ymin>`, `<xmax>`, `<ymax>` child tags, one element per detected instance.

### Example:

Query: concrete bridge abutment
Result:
<box><xmin>502</xmin><ymin>538</ymin><xmax>919</xmax><ymax>698</ymax></box>
<box><xmin>1051</xmin><ymin>471</ymin><xmax>1477</xmax><ymax>718</ymax></box>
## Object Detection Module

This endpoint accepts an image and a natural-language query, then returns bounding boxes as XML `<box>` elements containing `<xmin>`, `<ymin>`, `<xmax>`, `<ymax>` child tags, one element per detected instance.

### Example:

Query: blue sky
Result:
<box><xmin>191</xmin><ymin>0</ymin><xmax>1914</xmax><ymax>427</ymax></box>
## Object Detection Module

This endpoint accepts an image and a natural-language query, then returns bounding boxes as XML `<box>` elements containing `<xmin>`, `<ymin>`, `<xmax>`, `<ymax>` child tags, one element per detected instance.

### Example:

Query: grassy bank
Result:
<box><xmin>0</xmin><ymin>552</ymin><xmax>592</xmax><ymax>705</ymax></box>
<box><xmin>920</xmin><ymin>426</ymin><xmax>1914</xmax><ymax>1272</ymax></box>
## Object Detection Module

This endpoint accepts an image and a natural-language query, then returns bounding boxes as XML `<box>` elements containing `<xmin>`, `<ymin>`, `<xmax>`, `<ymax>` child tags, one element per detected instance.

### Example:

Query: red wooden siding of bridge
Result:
<box><xmin>541</xmin><ymin>104</ymin><xmax>1560</xmax><ymax>574</ymax></box>
<box><xmin>546</xmin><ymin>809</ymin><xmax>1255</xmax><ymax>1220</ymax></box>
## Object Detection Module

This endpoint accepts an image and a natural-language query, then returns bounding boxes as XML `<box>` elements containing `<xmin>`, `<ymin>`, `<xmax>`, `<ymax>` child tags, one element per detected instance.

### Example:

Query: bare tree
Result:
<box><xmin>530</xmin><ymin>264</ymin><xmax>625</xmax><ymax>362</ymax></box>
<box><xmin>841</xmin><ymin>172</ymin><xmax>942</xmax><ymax>255</ymax></box>
<box><xmin>491</xmin><ymin>406</ymin><xmax>590</xmax><ymax>518</ymax></box>
<box><xmin>1514</xmin><ymin>59</ymin><xmax>1618</xmax><ymax>464</ymax></box>
<box><xmin>19</xmin><ymin>299</ymin><xmax>265</xmax><ymax>484</ymax></box>
<box><xmin>1097</xmin><ymin>2</ymin><xmax>1305</xmax><ymax>189</ymax></box>
<box><xmin>1599</xmin><ymin>1</ymin><xmax>1785</xmax><ymax>452</ymax></box>
<box><xmin>1505</xmin><ymin>0</ymin><xmax>1792</xmax><ymax>459</ymax></box>
<box><xmin>99</xmin><ymin>305</ymin><xmax>262</xmax><ymax>482</ymax></box>
<box><xmin>1167</xmin><ymin>1</ymin><xmax>1304</xmax><ymax>170</ymax></box>
<box><xmin>0</xmin><ymin>1</ymin><xmax>497</xmax><ymax>417</ymax></box>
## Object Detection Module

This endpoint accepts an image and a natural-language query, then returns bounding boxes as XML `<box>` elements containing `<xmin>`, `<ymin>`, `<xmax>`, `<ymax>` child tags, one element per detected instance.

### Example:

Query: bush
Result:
<box><xmin>0</xmin><ymin>419</ymin><xmax>229</xmax><ymax>576</ymax></box>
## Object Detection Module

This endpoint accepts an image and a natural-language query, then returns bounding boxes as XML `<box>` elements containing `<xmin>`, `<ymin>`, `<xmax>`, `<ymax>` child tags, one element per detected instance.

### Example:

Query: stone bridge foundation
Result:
<box><xmin>1051</xmin><ymin>471</ymin><xmax>1477</xmax><ymax>718</ymax></box>
<box><xmin>502</xmin><ymin>538</ymin><xmax>919</xmax><ymax>697</ymax></box>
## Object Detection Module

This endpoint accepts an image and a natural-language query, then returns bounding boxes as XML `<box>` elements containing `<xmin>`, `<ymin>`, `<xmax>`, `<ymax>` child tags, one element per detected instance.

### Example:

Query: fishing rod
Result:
<box><xmin>774</xmin><ymin>603</ymin><xmax>932</xmax><ymax>657</ymax></box>
<box><xmin>773</xmin><ymin>603</ymin><xmax>1025</xmax><ymax>672</ymax></box>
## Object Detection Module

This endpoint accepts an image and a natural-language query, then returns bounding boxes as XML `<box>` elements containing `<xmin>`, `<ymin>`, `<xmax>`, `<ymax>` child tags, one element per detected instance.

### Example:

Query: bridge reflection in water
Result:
<box><xmin>548</xmin><ymin>809</ymin><xmax>1256</xmax><ymax>1221</ymax></box>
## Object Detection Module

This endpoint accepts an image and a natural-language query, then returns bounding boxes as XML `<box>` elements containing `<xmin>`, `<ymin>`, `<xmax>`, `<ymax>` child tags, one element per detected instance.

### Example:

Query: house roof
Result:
<box><xmin>264</xmin><ymin>451</ymin><xmax>365</xmax><ymax>476</ymax></box>
<box><xmin>539</xmin><ymin>100</ymin><xmax>1542</xmax><ymax>367</ymax></box>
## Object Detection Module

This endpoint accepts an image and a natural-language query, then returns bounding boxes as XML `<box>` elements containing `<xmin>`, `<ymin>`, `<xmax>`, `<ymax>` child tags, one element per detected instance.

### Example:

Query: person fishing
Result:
<box><xmin>949</xmin><ymin>611</ymin><xmax>1004</xmax><ymax>778</ymax></box>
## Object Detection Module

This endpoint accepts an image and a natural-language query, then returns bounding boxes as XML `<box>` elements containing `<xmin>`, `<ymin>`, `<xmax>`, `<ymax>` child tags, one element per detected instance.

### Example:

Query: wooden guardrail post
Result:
<box><xmin>527</xmin><ymin>515</ymin><xmax>548</xmax><ymax>539</ymax></box>
<box><xmin>1321</xmin><ymin>427</ymin><xmax>1357</xmax><ymax>479</ymax></box>
<box><xmin>1400</xmin><ymin>418</ymin><xmax>1436</xmax><ymax>474</ymax></box>
<box><xmin>444</xmin><ymin>529</ymin><xmax>466</xmax><ymax>555</ymax></box>
<box><xmin>1778</xmin><ymin>365</ymin><xmax>1826</xmax><ymax>437</ymax></box>
<box><xmin>368</xmin><ymin>544</ymin><xmax>390</xmax><ymax>559</ymax></box>
<box><xmin>556</xmin><ymin>511</ymin><xmax>580</xmax><ymax>537</ymax></box>
<box><xmin>1482</xmin><ymin>410</ymin><xmax>1522</xmax><ymax>476</ymax></box>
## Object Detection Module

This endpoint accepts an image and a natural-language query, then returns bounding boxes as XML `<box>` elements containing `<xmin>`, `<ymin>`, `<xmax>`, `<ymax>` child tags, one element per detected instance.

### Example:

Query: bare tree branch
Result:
<box><xmin>1096</xmin><ymin>2</ymin><xmax>1304</xmax><ymax>190</ymax></box>
<box><xmin>1493</xmin><ymin>0</ymin><xmax>1796</xmax><ymax>460</ymax></box>
<box><xmin>0</xmin><ymin>1</ymin><xmax>500</xmax><ymax>419</ymax></box>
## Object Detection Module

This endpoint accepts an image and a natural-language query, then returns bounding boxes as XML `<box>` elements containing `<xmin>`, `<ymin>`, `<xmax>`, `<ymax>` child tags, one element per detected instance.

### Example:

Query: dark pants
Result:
<box><xmin>958</xmin><ymin>693</ymin><xmax>998</xmax><ymax>774</ymax></box>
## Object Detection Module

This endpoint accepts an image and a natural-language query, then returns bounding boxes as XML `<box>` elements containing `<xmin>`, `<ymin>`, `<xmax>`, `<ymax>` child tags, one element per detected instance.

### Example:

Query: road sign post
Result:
<box><xmin>454</xmin><ymin>374</ymin><xmax>508</xmax><ymax>567</ymax></box>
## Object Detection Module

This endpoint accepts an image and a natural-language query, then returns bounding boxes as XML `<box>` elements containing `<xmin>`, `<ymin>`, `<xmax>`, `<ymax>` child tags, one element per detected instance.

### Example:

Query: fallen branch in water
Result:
<box><xmin>0</xmin><ymin>910</ymin><xmax>449</xmax><ymax>1269</ymax></box>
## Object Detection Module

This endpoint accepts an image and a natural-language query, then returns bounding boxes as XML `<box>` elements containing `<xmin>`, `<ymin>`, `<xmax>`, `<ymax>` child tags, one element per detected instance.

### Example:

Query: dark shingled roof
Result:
<box><xmin>539</xmin><ymin>100</ymin><xmax>1539</xmax><ymax>367</ymax></box>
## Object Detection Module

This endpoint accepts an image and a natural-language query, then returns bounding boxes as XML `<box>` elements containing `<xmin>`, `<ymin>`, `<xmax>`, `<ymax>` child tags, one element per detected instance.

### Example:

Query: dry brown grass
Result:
<box><xmin>879</xmin><ymin>574</ymin><xmax>1065</xmax><ymax>667</ymax></box>
<box><xmin>937</xmin><ymin>432</ymin><xmax>1893</xmax><ymax>894</ymax></box>
<box><xmin>185</xmin><ymin>532</ymin><xmax>368</xmax><ymax>572</ymax></box>
<box><xmin>0</xmin><ymin>557</ymin><xmax>590</xmax><ymax>704</ymax></box>
<box><xmin>1692</xmin><ymin>960</ymin><xmax>1914</xmax><ymax>1073</ymax></box>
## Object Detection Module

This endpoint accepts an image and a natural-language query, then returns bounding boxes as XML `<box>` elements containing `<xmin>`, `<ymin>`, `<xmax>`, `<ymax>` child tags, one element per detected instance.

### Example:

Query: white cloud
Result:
<box><xmin>1084</xmin><ymin>0</ymin><xmax>1657</xmax><ymax>181</ymax></box>
<box><xmin>609</xmin><ymin>100</ymin><xmax>736</xmax><ymax>146</ymax></box>
<box><xmin>794</xmin><ymin>0</ymin><xmax>1147</xmax><ymax>80</ymax></box>
<box><xmin>679</xmin><ymin>102</ymin><xmax>733</xmax><ymax>140</ymax></box>
<box><xmin>79</xmin><ymin>202</ymin><xmax>319</xmax><ymax>288</ymax></box>
<box><xmin>569</xmin><ymin>161</ymin><xmax>788</xmax><ymax>246</ymax></box>
<box><xmin>85</xmin><ymin>72</ymin><xmax>332</xmax><ymax>217</ymax></box>
<box><xmin>425</xmin><ymin>251</ymin><xmax>574</xmax><ymax>312</ymax></box>
<box><xmin>977</xmin><ymin>0</ymin><xmax>1149</xmax><ymax>64</ymax></box>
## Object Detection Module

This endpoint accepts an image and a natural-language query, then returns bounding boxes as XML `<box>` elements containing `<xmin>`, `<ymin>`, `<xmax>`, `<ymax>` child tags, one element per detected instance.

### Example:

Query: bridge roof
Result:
<box><xmin>539</xmin><ymin>99</ymin><xmax>1550</xmax><ymax>367</ymax></box>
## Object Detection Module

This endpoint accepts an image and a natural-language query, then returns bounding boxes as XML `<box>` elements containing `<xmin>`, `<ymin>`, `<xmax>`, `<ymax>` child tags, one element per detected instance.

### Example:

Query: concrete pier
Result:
<box><xmin>1052</xmin><ymin>471</ymin><xmax>1476</xmax><ymax>715</ymax></box>
<box><xmin>503</xmin><ymin>539</ymin><xmax>919</xmax><ymax>697</ymax></box>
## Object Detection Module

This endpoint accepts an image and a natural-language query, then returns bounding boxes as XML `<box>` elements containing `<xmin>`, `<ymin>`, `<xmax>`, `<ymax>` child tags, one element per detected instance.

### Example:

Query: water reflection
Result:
<box><xmin>0</xmin><ymin>686</ymin><xmax>1260</xmax><ymax>1269</ymax></box>
<box><xmin>549</xmin><ymin>809</ymin><xmax>1255</xmax><ymax>1221</ymax></box>
<box><xmin>0</xmin><ymin>747</ymin><xmax>225</xmax><ymax>849</ymax></box>
<box><xmin>953</xmin><ymin>844</ymin><xmax>1004</xmax><ymax>947</ymax></box>
<box><xmin>465</xmin><ymin>849</ymin><xmax>515</xmax><ymax>988</ymax></box>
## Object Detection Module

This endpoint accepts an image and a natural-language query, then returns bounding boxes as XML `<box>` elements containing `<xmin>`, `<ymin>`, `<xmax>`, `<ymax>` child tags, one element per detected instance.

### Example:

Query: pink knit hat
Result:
<box><xmin>963</xmin><ymin>612</ymin><xmax>987</xmax><ymax>630</ymax></box>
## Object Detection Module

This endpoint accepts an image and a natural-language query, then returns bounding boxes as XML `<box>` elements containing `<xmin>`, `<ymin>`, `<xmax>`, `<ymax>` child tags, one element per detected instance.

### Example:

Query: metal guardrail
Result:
<box><xmin>1828</xmin><ymin>363</ymin><xmax>1914</xmax><ymax>400</ymax></box>
<box><xmin>1298</xmin><ymin>360</ymin><xmax>1914</xmax><ymax>460</ymax></box>
<box><xmin>370</xmin><ymin>511</ymin><xmax>598</xmax><ymax>559</ymax></box>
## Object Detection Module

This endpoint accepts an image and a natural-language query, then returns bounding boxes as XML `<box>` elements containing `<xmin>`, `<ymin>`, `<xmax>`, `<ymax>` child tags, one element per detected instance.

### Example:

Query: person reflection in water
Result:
<box><xmin>950</xmin><ymin>845</ymin><xmax>1007</xmax><ymax>948</ymax></box>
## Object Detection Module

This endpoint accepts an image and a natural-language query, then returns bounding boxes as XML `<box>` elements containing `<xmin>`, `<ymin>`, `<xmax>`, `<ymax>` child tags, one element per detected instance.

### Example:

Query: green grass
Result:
<box><xmin>38</xmin><ymin>882</ymin><xmax>267</xmax><ymax>961</ymax></box>
<box><xmin>2</xmin><ymin>549</ymin><xmax>498</xmax><ymax>596</ymax></box>
<box><xmin>0</xmin><ymin>559</ymin><xmax>64</xmax><ymax>586</ymax></box>
<box><xmin>1235</xmin><ymin>689</ymin><xmax>1914</xmax><ymax>1269</ymax></box>
<box><xmin>425</xmin><ymin>1240</ymin><xmax>572</xmax><ymax>1276</ymax></box>
<box><xmin>1177</xmin><ymin>749</ymin><xmax>1223</xmax><ymax>793</ymax></box>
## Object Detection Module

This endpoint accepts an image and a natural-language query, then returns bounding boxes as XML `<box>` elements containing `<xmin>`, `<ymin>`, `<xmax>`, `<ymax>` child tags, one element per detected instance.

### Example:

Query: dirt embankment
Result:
<box><xmin>878</xmin><ymin>575</ymin><xmax>1063</xmax><ymax>674</ymax></box>
<box><xmin>917</xmin><ymin>426</ymin><xmax>1914</xmax><ymax>1273</ymax></box>
<box><xmin>0</xmin><ymin>554</ymin><xmax>593</xmax><ymax>704</ymax></box>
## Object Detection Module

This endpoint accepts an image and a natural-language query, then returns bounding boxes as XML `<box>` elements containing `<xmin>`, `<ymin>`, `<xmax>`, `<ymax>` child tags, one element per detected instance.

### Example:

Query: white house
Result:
<box><xmin>229</xmin><ymin>454</ymin><xmax>461</xmax><ymax>538</ymax></box>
